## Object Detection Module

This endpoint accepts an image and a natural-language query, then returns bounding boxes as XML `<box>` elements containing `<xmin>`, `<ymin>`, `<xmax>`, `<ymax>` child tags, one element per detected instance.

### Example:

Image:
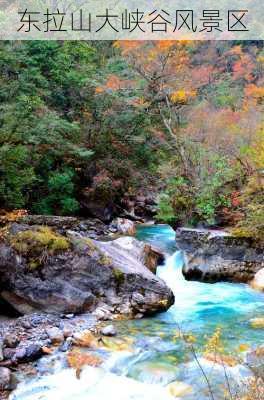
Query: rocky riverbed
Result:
<box><xmin>0</xmin><ymin>216</ymin><xmax>174</xmax><ymax>397</ymax></box>
<box><xmin>0</xmin><ymin>220</ymin><xmax>263</xmax><ymax>399</ymax></box>
<box><xmin>0</xmin><ymin>312</ymin><xmax>98</xmax><ymax>395</ymax></box>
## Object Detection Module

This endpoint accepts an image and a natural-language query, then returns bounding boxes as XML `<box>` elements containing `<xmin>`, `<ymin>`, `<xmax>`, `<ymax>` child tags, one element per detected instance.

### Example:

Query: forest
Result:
<box><xmin>0</xmin><ymin>40</ymin><xmax>263</xmax><ymax>239</ymax></box>
<box><xmin>0</xmin><ymin>41</ymin><xmax>264</xmax><ymax>239</ymax></box>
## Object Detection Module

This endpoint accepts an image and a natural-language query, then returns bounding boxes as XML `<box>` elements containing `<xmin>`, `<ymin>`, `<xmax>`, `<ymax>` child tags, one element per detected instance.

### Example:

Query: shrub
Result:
<box><xmin>157</xmin><ymin>151</ymin><xmax>237</xmax><ymax>227</ymax></box>
<box><xmin>156</xmin><ymin>194</ymin><xmax>176</xmax><ymax>225</ymax></box>
<box><xmin>33</xmin><ymin>169</ymin><xmax>79</xmax><ymax>216</ymax></box>
<box><xmin>233</xmin><ymin>176</ymin><xmax>264</xmax><ymax>242</ymax></box>
<box><xmin>0</xmin><ymin>145</ymin><xmax>35</xmax><ymax>209</ymax></box>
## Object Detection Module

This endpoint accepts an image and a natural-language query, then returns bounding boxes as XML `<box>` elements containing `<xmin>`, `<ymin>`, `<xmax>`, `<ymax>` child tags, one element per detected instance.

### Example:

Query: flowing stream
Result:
<box><xmin>135</xmin><ymin>224</ymin><xmax>264</xmax><ymax>345</ymax></box>
<box><xmin>11</xmin><ymin>224</ymin><xmax>264</xmax><ymax>400</ymax></box>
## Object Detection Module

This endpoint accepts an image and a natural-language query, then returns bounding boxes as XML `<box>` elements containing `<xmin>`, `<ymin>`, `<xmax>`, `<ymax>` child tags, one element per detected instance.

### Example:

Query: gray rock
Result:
<box><xmin>100</xmin><ymin>325</ymin><xmax>117</xmax><ymax>337</ymax></box>
<box><xmin>110</xmin><ymin>236</ymin><xmax>164</xmax><ymax>274</ymax></box>
<box><xmin>92</xmin><ymin>308</ymin><xmax>110</xmax><ymax>321</ymax></box>
<box><xmin>0</xmin><ymin>227</ymin><xmax>174</xmax><ymax>317</ymax></box>
<box><xmin>46</xmin><ymin>327</ymin><xmax>64</xmax><ymax>345</ymax></box>
<box><xmin>116</xmin><ymin>302</ymin><xmax>131</xmax><ymax>316</ymax></box>
<box><xmin>20</xmin><ymin>320</ymin><xmax>31</xmax><ymax>330</ymax></box>
<box><xmin>110</xmin><ymin>218</ymin><xmax>135</xmax><ymax>235</ymax></box>
<box><xmin>4</xmin><ymin>334</ymin><xmax>19</xmax><ymax>348</ymax></box>
<box><xmin>0</xmin><ymin>367</ymin><xmax>12</xmax><ymax>390</ymax></box>
<box><xmin>132</xmin><ymin>293</ymin><xmax>145</xmax><ymax>305</ymax></box>
<box><xmin>15</xmin><ymin>343</ymin><xmax>43</xmax><ymax>363</ymax></box>
<box><xmin>176</xmin><ymin>228</ymin><xmax>264</xmax><ymax>283</ymax></box>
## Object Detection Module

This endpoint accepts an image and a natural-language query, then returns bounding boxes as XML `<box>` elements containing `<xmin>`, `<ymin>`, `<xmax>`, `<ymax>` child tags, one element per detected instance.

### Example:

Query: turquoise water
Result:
<box><xmin>135</xmin><ymin>224</ymin><xmax>264</xmax><ymax>347</ymax></box>
<box><xmin>112</xmin><ymin>224</ymin><xmax>264</xmax><ymax>397</ymax></box>
<box><xmin>11</xmin><ymin>224</ymin><xmax>264</xmax><ymax>400</ymax></box>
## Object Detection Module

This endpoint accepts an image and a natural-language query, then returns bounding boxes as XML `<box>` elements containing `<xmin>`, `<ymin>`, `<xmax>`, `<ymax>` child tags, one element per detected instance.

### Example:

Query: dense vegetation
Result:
<box><xmin>0</xmin><ymin>41</ymin><xmax>263</xmax><ymax>238</ymax></box>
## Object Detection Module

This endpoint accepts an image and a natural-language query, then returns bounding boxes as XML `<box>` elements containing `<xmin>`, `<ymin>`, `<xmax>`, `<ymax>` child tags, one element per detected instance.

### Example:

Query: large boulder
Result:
<box><xmin>112</xmin><ymin>237</ymin><xmax>164</xmax><ymax>273</ymax></box>
<box><xmin>80</xmin><ymin>199</ymin><xmax>115</xmax><ymax>223</ymax></box>
<box><xmin>176</xmin><ymin>228</ymin><xmax>264</xmax><ymax>283</ymax></box>
<box><xmin>0</xmin><ymin>224</ymin><xmax>174</xmax><ymax>318</ymax></box>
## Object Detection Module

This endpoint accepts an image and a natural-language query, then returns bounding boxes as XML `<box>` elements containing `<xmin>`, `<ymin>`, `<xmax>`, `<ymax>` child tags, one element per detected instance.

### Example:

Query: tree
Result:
<box><xmin>0</xmin><ymin>41</ymin><xmax>95</xmax><ymax>214</ymax></box>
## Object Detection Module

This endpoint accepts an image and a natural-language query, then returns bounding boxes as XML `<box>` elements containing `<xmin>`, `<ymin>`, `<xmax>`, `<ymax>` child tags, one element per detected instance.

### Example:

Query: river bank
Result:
<box><xmin>0</xmin><ymin>222</ymin><xmax>264</xmax><ymax>399</ymax></box>
<box><xmin>0</xmin><ymin>217</ymin><xmax>172</xmax><ymax>396</ymax></box>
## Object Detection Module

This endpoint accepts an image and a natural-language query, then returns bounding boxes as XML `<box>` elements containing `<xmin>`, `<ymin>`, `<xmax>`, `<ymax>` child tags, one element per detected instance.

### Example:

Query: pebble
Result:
<box><xmin>4</xmin><ymin>334</ymin><xmax>19</xmax><ymax>348</ymax></box>
<box><xmin>15</xmin><ymin>343</ymin><xmax>43</xmax><ymax>363</ymax></box>
<box><xmin>46</xmin><ymin>327</ymin><xmax>64</xmax><ymax>345</ymax></box>
<box><xmin>59</xmin><ymin>338</ymin><xmax>72</xmax><ymax>352</ymax></box>
<box><xmin>167</xmin><ymin>381</ymin><xmax>193</xmax><ymax>397</ymax></box>
<box><xmin>63</xmin><ymin>327</ymin><xmax>73</xmax><ymax>338</ymax></box>
<box><xmin>65</xmin><ymin>314</ymin><xmax>74</xmax><ymax>319</ymax></box>
<box><xmin>100</xmin><ymin>325</ymin><xmax>117</xmax><ymax>337</ymax></box>
<box><xmin>250</xmin><ymin>317</ymin><xmax>264</xmax><ymax>329</ymax></box>
<box><xmin>0</xmin><ymin>367</ymin><xmax>12</xmax><ymax>390</ymax></box>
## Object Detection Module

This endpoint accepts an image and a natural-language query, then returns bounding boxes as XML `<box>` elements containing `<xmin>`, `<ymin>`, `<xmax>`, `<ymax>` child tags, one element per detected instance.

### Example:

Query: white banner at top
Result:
<box><xmin>0</xmin><ymin>0</ymin><xmax>263</xmax><ymax>40</ymax></box>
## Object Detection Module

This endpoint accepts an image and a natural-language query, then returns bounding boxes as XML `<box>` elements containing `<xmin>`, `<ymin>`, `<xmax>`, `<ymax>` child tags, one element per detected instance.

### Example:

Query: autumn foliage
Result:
<box><xmin>0</xmin><ymin>40</ymin><xmax>263</xmax><ymax>232</ymax></box>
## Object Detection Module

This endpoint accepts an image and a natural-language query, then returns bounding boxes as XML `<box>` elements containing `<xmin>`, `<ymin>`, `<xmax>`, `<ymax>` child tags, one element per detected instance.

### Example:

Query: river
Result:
<box><xmin>11</xmin><ymin>224</ymin><xmax>264</xmax><ymax>400</ymax></box>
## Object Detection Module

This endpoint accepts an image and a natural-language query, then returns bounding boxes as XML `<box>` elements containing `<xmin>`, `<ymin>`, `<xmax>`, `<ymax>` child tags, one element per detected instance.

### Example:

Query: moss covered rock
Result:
<box><xmin>10</xmin><ymin>226</ymin><xmax>70</xmax><ymax>256</ymax></box>
<box><xmin>8</xmin><ymin>226</ymin><xmax>70</xmax><ymax>270</ymax></box>
<box><xmin>0</xmin><ymin>223</ymin><xmax>174</xmax><ymax>316</ymax></box>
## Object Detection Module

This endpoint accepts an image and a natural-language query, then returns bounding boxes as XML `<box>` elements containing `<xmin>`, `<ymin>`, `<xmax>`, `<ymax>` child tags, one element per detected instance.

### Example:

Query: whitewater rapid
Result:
<box><xmin>10</xmin><ymin>224</ymin><xmax>264</xmax><ymax>400</ymax></box>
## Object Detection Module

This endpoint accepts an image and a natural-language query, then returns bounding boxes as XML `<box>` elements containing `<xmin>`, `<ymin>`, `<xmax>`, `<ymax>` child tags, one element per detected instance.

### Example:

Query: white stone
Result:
<box><xmin>112</xmin><ymin>218</ymin><xmax>135</xmax><ymax>235</ymax></box>
<box><xmin>251</xmin><ymin>268</ymin><xmax>264</xmax><ymax>291</ymax></box>
<box><xmin>46</xmin><ymin>327</ymin><xmax>64</xmax><ymax>345</ymax></box>
<box><xmin>100</xmin><ymin>325</ymin><xmax>117</xmax><ymax>337</ymax></box>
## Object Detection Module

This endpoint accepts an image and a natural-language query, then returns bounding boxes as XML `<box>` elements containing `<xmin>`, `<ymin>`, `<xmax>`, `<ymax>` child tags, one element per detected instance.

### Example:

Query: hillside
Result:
<box><xmin>0</xmin><ymin>40</ymin><xmax>263</xmax><ymax>236</ymax></box>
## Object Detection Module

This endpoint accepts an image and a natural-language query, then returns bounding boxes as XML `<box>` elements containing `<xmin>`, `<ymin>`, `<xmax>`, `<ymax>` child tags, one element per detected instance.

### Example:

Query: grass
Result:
<box><xmin>9</xmin><ymin>226</ymin><xmax>70</xmax><ymax>269</ymax></box>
